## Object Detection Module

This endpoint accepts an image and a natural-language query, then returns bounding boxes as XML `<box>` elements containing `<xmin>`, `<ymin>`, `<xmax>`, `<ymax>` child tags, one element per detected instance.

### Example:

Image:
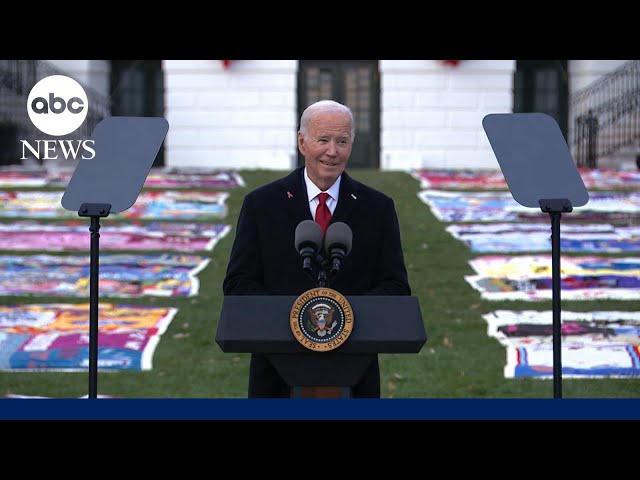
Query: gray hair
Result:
<box><xmin>299</xmin><ymin>99</ymin><xmax>355</xmax><ymax>141</ymax></box>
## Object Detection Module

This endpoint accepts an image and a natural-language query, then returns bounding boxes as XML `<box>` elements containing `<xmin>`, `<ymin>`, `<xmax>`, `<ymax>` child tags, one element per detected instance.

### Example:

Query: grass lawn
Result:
<box><xmin>1</xmin><ymin>169</ymin><xmax>638</xmax><ymax>399</ymax></box>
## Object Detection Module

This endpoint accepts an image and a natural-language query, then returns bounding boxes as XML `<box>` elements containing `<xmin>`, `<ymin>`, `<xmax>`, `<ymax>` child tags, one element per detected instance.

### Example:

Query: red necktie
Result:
<box><xmin>315</xmin><ymin>192</ymin><xmax>332</xmax><ymax>236</ymax></box>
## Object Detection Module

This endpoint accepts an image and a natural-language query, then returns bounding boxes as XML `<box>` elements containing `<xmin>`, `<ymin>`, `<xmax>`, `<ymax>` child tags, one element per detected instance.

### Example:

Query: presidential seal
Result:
<box><xmin>290</xmin><ymin>287</ymin><xmax>353</xmax><ymax>352</ymax></box>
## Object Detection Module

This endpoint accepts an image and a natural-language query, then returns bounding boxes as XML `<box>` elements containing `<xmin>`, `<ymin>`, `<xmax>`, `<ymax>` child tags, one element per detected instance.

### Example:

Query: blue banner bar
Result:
<box><xmin>1</xmin><ymin>398</ymin><xmax>640</xmax><ymax>420</ymax></box>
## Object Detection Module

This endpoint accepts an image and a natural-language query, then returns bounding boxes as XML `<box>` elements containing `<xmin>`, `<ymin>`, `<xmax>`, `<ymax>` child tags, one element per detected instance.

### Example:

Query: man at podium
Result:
<box><xmin>223</xmin><ymin>99</ymin><xmax>411</xmax><ymax>398</ymax></box>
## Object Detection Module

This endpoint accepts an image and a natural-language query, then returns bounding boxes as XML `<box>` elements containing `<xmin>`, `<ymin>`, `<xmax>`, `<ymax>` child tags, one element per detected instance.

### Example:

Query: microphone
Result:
<box><xmin>324</xmin><ymin>222</ymin><xmax>352</xmax><ymax>274</ymax></box>
<box><xmin>295</xmin><ymin>220</ymin><xmax>323</xmax><ymax>275</ymax></box>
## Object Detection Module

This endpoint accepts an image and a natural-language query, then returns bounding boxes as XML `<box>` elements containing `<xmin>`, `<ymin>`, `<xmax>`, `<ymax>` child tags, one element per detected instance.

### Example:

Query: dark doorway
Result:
<box><xmin>110</xmin><ymin>60</ymin><xmax>165</xmax><ymax>167</ymax></box>
<box><xmin>513</xmin><ymin>60</ymin><xmax>569</xmax><ymax>139</ymax></box>
<box><xmin>297</xmin><ymin>60</ymin><xmax>380</xmax><ymax>168</ymax></box>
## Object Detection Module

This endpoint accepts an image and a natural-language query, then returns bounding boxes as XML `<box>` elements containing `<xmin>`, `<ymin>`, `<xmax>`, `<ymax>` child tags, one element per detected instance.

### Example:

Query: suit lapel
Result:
<box><xmin>332</xmin><ymin>171</ymin><xmax>360</xmax><ymax>224</ymax></box>
<box><xmin>281</xmin><ymin>167</ymin><xmax>313</xmax><ymax>224</ymax></box>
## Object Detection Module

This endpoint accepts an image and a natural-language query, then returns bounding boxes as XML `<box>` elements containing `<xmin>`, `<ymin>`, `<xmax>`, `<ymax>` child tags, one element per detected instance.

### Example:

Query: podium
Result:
<box><xmin>216</xmin><ymin>295</ymin><xmax>427</xmax><ymax>398</ymax></box>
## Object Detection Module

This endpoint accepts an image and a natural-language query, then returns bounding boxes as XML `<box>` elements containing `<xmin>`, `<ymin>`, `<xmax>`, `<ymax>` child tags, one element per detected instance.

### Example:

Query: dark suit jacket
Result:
<box><xmin>223</xmin><ymin>166</ymin><xmax>411</xmax><ymax>396</ymax></box>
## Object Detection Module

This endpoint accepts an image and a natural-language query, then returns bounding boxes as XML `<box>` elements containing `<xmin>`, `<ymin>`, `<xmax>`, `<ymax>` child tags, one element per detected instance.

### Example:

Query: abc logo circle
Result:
<box><xmin>27</xmin><ymin>75</ymin><xmax>88</xmax><ymax>136</ymax></box>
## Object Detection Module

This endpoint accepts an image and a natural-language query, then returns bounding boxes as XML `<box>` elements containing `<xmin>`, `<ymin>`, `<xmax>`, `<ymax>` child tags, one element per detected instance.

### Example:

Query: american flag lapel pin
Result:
<box><xmin>287</xmin><ymin>191</ymin><xmax>293</xmax><ymax>199</ymax></box>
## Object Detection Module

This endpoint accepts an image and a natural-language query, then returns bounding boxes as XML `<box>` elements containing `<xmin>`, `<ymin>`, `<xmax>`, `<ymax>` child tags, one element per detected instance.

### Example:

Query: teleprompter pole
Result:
<box><xmin>78</xmin><ymin>202</ymin><xmax>111</xmax><ymax>399</ymax></box>
<box><xmin>539</xmin><ymin>198</ymin><xmax>573</xmax><ymax>399</ymax></box>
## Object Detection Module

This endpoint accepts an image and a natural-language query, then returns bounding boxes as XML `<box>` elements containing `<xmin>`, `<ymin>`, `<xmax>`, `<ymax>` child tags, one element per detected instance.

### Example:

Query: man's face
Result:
<box><xmin>298</xmin><ymin>110</ymin><xmax>352</xmax><ymax>191</ymax></box>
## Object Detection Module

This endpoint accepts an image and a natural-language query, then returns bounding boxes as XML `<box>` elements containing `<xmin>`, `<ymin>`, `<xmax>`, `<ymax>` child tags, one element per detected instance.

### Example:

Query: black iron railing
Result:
<box><xmin>569</xmin><ymin>60</ymin><xmax>640</xmax><ymax>168</ymax></box>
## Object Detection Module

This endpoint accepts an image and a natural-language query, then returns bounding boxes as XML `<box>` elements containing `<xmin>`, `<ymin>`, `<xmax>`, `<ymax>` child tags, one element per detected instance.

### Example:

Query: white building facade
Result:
<box><xmin>47</xmin><ymin>59</ymin><xmax>630</xmax><ymax>171</ymax></box>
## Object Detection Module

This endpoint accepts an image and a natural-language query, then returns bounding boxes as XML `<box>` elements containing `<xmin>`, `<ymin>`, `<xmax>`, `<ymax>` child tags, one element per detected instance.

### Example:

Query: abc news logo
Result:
<box><xmin>21</xmin><ymin>75</ymin><xmax>96</xmax><ymax>161</ymax></box>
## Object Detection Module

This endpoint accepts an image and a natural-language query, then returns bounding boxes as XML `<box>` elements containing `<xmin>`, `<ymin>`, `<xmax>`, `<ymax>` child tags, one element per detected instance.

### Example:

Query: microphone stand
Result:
<box><xmin>317</xmin><ymin>268</ymin><xmax>328</xmax><ymax>288</ymax></box>
<box><xmin>302</xmin><ymin>255</ymin><xmax>330</xmax><ymax>288</ymax></box>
